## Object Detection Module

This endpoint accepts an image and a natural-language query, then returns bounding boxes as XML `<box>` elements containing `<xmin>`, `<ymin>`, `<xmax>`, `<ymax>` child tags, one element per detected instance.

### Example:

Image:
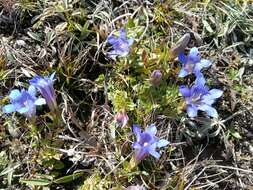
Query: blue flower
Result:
<box><xmin>2</xmin><ymin>86</ymin><xmax>46</xmax><ymax>119</ymax></box>
<box><xmin>178</xmin><ymin>47</ymin><xmax>211</xmax><ymax>79</ymax></box>
<box><xmin>107</xmin><ymin>28</ymin><xmax>134</xmax><ymax>59</ymax></box>
<box><xmin>29</xmin><ymin>73</ymin><xmax>57</xmax><ymax>111</ymax></box>
<box><xmin>132</xmin><ymin>124</ymin><xmax>169</xmax><ymax>161</ymax></box>
<box><xmin>179</xmin><ymin>83</ymin><xmax>223</xmax><ymax>118</ymax></box>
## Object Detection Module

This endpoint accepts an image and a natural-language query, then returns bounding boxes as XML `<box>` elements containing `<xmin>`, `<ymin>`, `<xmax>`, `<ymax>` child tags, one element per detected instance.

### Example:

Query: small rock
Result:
<box><xmin>15</xmin><ymin>40</ymin><xmax>26</xmax><ymax>47</ymax></box>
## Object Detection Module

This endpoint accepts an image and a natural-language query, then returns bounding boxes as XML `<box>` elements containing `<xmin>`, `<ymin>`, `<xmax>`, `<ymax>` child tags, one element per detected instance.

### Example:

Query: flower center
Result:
<box><xmin>143</xmin><ymin>142</ymin><xmax>149</xmax><ymax>147</ymax></box>
<box><xmin>185</xmin><ymin>62</ymin><xmax>195</xmax><ymax>72</ymax></box>
<box><xmin>191</xmin><ymin>93</ymin><xmax>203</xmax><ymax>105</ymax></box>
<box><xmin>119</xmin><ymin>42</ymin><xmax>128</xmax><ymax>50</ymax></box>
<box><xmin>24</xmin><ymin>101</ymin><xmax>28</xmax><ymax>106</ymax></box>
<box><xmin>139</xmin><ymin>133</ymin><xmax>152</xmax><ymax>146</ymax></box>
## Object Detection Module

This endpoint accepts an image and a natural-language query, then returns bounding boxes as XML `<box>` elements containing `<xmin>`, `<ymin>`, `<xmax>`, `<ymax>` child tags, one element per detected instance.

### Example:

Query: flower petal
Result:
<box><xmin>3</xmin><ymin>104</ymin><xmax>16</xmax><ymax>113</ymax></box>
<box><xmin>201</xmin><ymin>97</ymin><xmax>215</xmax><ymax>105</ymax></box>
<box><xmin>34</xmin><ymin>98</ymin><xmax>46</xmax><ymax>105</ymax></box>
<box><xmin>120</xmin><ymin>50</ymin><xmax>129</xmax><ymax>57</ymax></box>
<box><xmin>50</xmin><ymin>72</ymin><xmax>56</xmax><ymax>81</ymax></box>
<box><xmin>188</xmin><ymin>47</ymin><xmax>200</xmax><ymax>63</ymax></box>
<box><xmin>198</xmin><ymin>104</ymin><xmax>218</xmax><ymax>118</ymax></box>
<box><xmin>119</xmin><ymin>28</ymin><xmax>126</xmax><ymax>39</ymax></box>
<box><xmin>135</xmin><ymin>149</ymin><xmax>148</xmax><ymax>161</ymax></box>
<box><xmin>157</xmin><ymin>139</ymin><xmax>169</xmax><ymax>148</ymax></box>
<box><xmin>28</xmin><ymin>85</ymin><xmax>37</xmax><ymax>97</ymax></box>
<box><xmin>132</xmin><ymin>142</ymin><xmax>141</xmax><ymax>149</ymax></box>
<box><xmin>194</xmin><ymin>73</ymin><xmax>206</xmax><ymax>86</ymax></box>
<box><xmin>133</xmin><ymin>124</ymin><xmax>141</xmax><ymax>141</ymax></box>
<box><xmin>187</xmin><ymin>105</ymin><xmax>198</xmax><ymax>118</ymax></box>
<box><xmin>148</xmin><ymin>149</ymin><xmax>160</xmax><ymax>159</ymax></box>
<box><xmin>17</xmin><ymin>106</ymin><xmax>29</xmax><ymax>114</ymax></box>
<box><xmin>179</xmin><ymin>85</ymin><xmax>191</xmax><ymax>97</ymax></box>
<box><xmin>145</xmin><ymin>124</ymin><xmax>157</xmax><ymax>136</ymax></box>
<box><xmin>178</xmin><ymin>52</ymin><xmax>187</xmax><ymax>64</ymax></box>
<box><xmin>108</xmin><ymin>49</ymin><xmax>127</xmax><ymax>58</ymax></box>
<box><xmin>195</xmin><ymin>59</ymin><xmax>212</xmax><ymax>71</ymax></box>
<box><xmin>9</xmin><ymin>89</ymin><xmax>21</xmax><ymax>101</ymax></box>
<box><xmin>178</xmin><ymin>68</ymin><xmax>189</xmax><ymax>77</ymax></box>
<box><xmin>208</xmin><ymin>89</ymin><xmax>223</xmax><ymax>99</ymax></box>
<box><xmin>128</xmin><ymin>38</ymin><xmax>134</xmax><ymax>46</ymax></box>
<box><xmin>202</xmin><ymin>89</ymin><xmax>223</xmax><ymax>105</ymax></box>
<box><xmin>107</xmin><ymin>35</ymin><xmax>117</xmax><ymax>44</ymax></box>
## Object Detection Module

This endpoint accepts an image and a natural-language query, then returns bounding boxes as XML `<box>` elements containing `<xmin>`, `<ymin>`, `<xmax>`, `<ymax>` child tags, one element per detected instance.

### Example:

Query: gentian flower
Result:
<box><xmin>2</xmin><ymin>86</ymin><xmax>46</xmax><ymax>119</ymax></box>
<box><xmin>179</xmin><ymin>83</ymin><xmax>223</xmax><ymax>118</ymax></box>
<box><xmin>132</xmin><ymin>124</ymin><xmax>169</xmax><ymax>161</ymax></box>
<box><xmin>178</xmin><ymin>47</ymin><xmax>211</xmax><ymax>79</ymax></box>
<box><xmin>150</xmin><ymin>69</ymin><xmax>162</xmax><ymax>86</ymax></box>
<box><xmin>107</xmin><ymin>28</ymin><xmax>134</xmax><ymax>59</ymax></box>
<box><xmin>29</xmin><ymin>73</ymin><xmax>57</xmax><ymax>112</ymax></box>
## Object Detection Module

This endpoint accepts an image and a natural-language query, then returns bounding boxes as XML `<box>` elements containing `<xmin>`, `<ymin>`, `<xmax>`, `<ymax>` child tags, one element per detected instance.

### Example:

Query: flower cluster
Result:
<box><xmin>178</xmin><ymin>47</ymin><xmax>223</xmax><ymax>118</ymax></box>
<box><xmin>105</xmin><ymin>30</ymin><xmax>223</xmax><ymax>162</ymax></box>
<box><xmin>2</xmin><ymin>73</ymin><xmax>57</xmax><ymax>120</ymax></box>
<box><xmin>107</xmin><ymin>29</ymin><xmax>169</xmax><ymax>162</ymax></box>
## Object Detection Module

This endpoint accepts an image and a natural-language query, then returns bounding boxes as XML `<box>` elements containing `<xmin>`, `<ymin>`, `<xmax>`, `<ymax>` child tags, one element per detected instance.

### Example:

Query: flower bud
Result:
<box><xmin>114</xmin><ymin>111</ymin><xmax>129</xmax><ymax>127</ymax></box>
<box><xmin>150</xmin><ymin>70</ymin><xmax>162</xmax><ymax>86</ymax></box>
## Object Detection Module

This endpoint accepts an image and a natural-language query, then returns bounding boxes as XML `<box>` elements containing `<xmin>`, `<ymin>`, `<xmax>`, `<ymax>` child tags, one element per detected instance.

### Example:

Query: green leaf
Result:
<box><xmin>27</xmin><ymin>32</ymin><xmax>42</xmax><ymax>42</ymax></box>
<box><xmin>202</xmin><ymin>20</ymin><xmax>214</xmax><ymax>33</ymax></box>
<box><xmin>108</xmin><ymin>90</ymin><xmax>136</xmax><ymax>112</ymax></box>
<box><xmin>53</xmin><ymin>172</ymin><xmax>84</xmax><ymax>184</ymax></box>
<box><xmin>229</xmin><ymin>129</ymin><xmax>242</xmax><ymax>139</ymax></box>
<box><xmin>20</xmin><ymin>178</ymin><xmax>51</xmax><ymax>186</ymax></box>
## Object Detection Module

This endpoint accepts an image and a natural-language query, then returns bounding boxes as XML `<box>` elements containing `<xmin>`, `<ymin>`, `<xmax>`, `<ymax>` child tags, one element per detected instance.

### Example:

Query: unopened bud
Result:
<box><xmin>169</xmin><ymin>33</ymin><xmax>191</xmax><ymax>59</ymax></box>
<box><xmin>115</xmin><ymin>111</ymin><xmax>129</xmax><ymax>127</ymax></box>
<box><xmin>150</xmin><ymin>70</ymin><xmax>162</xmax><ymax>86</ymax></box>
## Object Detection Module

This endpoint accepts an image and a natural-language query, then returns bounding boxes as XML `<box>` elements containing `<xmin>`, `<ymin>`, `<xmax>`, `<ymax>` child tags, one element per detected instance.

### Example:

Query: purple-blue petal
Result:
<box><xmin>178</xmin><ymin>68</ymin><xmax>189</xmax><ymax>78</ymax></box>
<box><xmin>2</xmin><ymin>104</ymin><xmax>16</xmax><ymax>113</ymax></box>
<box><xmin>188</xmin><ymin>47</ymin><xmax>201</xmax><ymax>63</ymax></box>
<box><xmin>133</xmin><ymin>124</ymin><xmax>141</xmax><ymax>141</ymax></box>
<box><xmin>195</xmin><ymin>59</ymin><xmax>212</xmax><ymax>71</ymax></box>
<box><xmin>107</xmin><ymin>35</ymin><xmax>117</xmax><ymax>45</ymax></box>
<box><xmin>145</xmin><ymin>124</ymin><xmax>157</xmax><ymax>136</ymax></box>
<box><xmin>198</xmin><ymin>104</ymin><xmax>218</xmax><ymax>118</ymax></box>
<box><xmin>17</xmin><ymin>106</ymin><xmax>29</xmax><ymax>114</ymax></box>
<box><xmin>194</xmin><ymin>73</ymin><xmax>206</xmax><ymax>86</ymax></box>
<box><xmin>187</xmin><ymin>105</ymin><xmax>198</xmax><ymax>117</ymax></box>
<box><xmin>135</xmin><ymin>149</ymin><xmax>149</xmax><ymax>161</ymax></box>
<box><xmin>148</xmin><ymin>149</ymin><xmax>160</xmax><ymax>159</ymax></box>
<box><xmin>157</xmin><ymin>139</ymin><xmax>169</xmax><ymax>148</ymax></box>
<box><xmin>9</xmin><ymin>89</ymin><xmax>21</xmax><ymax>101</ymax></box>
<box><xmin>128</xmin><ymin>38</ymin><xmax>134</xmax><ymax>46</ymax></box>
<box><xmin>28</xmin><ymin>85</ymin><xmax>36</xmax><ymax>97</ymax></box>
<box><xmin>34</xmin><ymin>98</ymin><xmax>46</xmax><ymax>105</ymax></box>
<box><xmin>178</xmin><ymin>52</ymin><xmax>187</xmax><ymax>64</ymax></box>
<box><xmin>119</xmin><ymin>28</ymin><xmax>126</xmax><ymax>39</ymax></box>
<box><xmin>50</xmin><ymin>72</ymin><xmax>56</xmax><ymax>81</ymax></box>
<box><xmin>179</xmin><ymin>85</ymin><xmax>191</xmax><ymax>97</ymax></box>
<box><xmin>132</xmin><ymin>142</ymin><xmax>141</xmax><ymax>149</ymax></box>
<box><xmin>208</xmin><ymin>89</ymin><xmax>223</xmax><ymax>99</ymax></box>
